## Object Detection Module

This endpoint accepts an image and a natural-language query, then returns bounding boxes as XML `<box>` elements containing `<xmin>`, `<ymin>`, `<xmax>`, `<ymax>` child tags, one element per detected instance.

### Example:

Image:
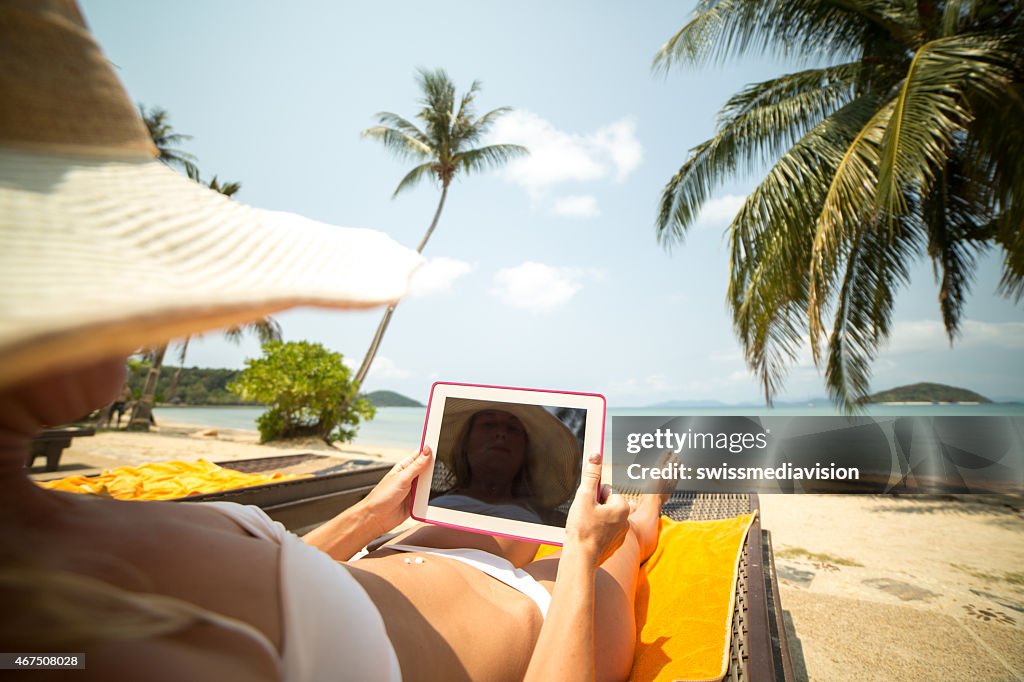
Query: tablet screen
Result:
<box><xmin>428</xmin><ymin>397</ymin><xmax>586</xmax><ymax>527</ymax></box>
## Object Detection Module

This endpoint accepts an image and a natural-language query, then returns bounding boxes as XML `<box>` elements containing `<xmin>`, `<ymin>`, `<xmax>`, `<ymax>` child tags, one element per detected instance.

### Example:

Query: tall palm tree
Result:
<box><xmin>655</xmin><ymin>0</ymin><xmax>1024</xmax><ymax>410</ymax></box>
<box><xmin>351</xmin><ymin>68</ymin><xmax>528</xmax><ymax>392</ymax></box>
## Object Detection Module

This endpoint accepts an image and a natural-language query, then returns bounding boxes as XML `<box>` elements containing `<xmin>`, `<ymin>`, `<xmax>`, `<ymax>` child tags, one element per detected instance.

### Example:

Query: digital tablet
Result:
<box><xmin>411</xmin><ymin>382</ymin><xmax>606</xmax><ymax>545</ymax></box>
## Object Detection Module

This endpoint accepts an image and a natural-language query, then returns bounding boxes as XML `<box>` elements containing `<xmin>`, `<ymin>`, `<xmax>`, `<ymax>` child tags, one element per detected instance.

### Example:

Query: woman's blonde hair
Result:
<box><xmin>0</xmin><ymin>559</ymin><xmax>199</xmax><ymax>651</ymax></box>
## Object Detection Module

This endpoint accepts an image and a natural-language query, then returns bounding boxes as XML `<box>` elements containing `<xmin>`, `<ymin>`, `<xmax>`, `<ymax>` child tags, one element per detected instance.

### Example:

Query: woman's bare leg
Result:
<box><xmin>522</xmin><ymin>492</ymin><xmax>664</xmax><ymax>682</ymax></box>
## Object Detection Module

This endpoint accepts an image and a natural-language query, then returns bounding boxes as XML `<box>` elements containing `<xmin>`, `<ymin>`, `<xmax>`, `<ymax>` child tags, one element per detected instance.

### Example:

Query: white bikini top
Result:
<box><xmin>202</xmin><ymin>502</ymin><xmax>402</xmax><ymax>681</ymax></box>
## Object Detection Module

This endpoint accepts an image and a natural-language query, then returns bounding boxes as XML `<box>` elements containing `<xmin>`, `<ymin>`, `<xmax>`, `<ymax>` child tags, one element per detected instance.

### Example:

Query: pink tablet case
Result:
<box><xmin>410</xmin><ymin>381</ymin><xmax>607</xmax><ymax>545</ymax></box>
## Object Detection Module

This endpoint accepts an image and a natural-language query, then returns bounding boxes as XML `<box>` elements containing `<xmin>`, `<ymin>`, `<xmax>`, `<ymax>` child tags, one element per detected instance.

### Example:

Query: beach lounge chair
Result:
<box><xmin>179</xmin><ymin>454</ymin><xmax>392</xmax><ymax>534</ymax></box>
<box><xmin>27</xmin><ymin>425</ymin><xmax>95</xmax><ymax>472</ymax></box>
<box><xmin>662</xmin><ymin>492</ymin><xmax>794</xmax><ymax>682</ymax></box>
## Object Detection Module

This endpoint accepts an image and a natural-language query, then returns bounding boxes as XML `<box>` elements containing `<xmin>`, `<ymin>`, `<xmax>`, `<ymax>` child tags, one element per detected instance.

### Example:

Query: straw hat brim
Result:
<box><xmin>434</xmin><ymin>398</ymin><xmax>583</xmax><ymax>509</ymax></box>
<box><xmin>0</xmin><ymin>147</ymin><xmax>424</xmax><ymax>388</ymax></box>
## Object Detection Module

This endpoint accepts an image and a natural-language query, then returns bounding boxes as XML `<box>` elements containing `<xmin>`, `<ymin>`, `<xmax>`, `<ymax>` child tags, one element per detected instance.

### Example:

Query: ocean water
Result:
<box><xmin>154</xmin><ymin>403</ymin><xmax>1024</xmax><ymax>450</ymax></box>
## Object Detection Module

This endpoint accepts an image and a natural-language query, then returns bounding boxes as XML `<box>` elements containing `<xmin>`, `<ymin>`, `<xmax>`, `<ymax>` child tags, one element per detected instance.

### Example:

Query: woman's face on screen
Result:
<box><xmin>464</xmin><ymin>410</ymin><xmax>528</xmax><ymax>485</ymax></box>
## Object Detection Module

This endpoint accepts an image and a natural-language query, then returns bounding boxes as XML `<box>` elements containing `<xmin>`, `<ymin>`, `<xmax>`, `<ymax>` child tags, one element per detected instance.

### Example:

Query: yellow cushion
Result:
<box><xmin>38</xmin><ymin>459</ymin><xmax>308</xmax><ymax>500</ymax></box>
<box><xmin>535</xmin><ymin>512</ymin><xmax>756</xmax><ymax>682</ymax></box>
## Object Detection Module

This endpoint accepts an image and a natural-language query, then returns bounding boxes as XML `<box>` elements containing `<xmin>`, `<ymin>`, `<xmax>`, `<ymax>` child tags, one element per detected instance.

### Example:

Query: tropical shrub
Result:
<box><xmin>229</xmin><ymin>341</ymin><xmax>374</xmax><ymax>443</ymax></box>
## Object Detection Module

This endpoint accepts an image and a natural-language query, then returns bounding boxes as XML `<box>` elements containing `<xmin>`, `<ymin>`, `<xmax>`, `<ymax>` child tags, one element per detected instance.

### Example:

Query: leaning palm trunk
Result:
<box><xmin>127</xmin><ymin>344</ymin><xmax>166</xmax><ymax>430</ymax></box>
<box><xmin>350</xmin><ymin>68</ymin><xmax>526</xmax><ymax>395</ymax></box>
<box><xmin>351</xmin><ymin>185</ymin><xmax>448</xmax><ymax>392</ymax></box>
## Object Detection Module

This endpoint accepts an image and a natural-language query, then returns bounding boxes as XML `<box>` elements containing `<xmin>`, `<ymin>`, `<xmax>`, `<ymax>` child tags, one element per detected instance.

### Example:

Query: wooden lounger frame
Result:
<box><xmin>27</xmin><ymin>426</ymin><xmax>95</xmax><ymax>472</ymax></box>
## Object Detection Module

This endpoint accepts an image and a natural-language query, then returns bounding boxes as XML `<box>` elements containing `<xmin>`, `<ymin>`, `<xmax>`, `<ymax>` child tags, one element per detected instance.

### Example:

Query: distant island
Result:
<box><xmin>364</xmin><ymin>390</ymin><xmax>423</xmax><ymax>407</ymax></box>
<box><xmin>865</xmin><ymin>382</ymin><xmax>991</xmax><ymax>404</ymax></box>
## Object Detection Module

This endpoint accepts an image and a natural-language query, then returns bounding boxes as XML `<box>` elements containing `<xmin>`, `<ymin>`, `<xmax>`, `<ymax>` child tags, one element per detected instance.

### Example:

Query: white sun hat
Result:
<box><xmin>0</xmin><ymin>1</ymin><xmax>423</xmax><ymax>389</ymax></box>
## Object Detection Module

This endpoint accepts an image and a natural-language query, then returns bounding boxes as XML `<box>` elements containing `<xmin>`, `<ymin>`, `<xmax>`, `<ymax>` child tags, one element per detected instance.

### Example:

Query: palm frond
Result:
<box><xmin>960</xmin><ymin>78</ymin><xmax>1024</xmax><ymax>302</ymax></box>
<box><xmin>875</xmin><ymin>33</ymin><xmax>1018</xmax><ymax>219</ymax></box>
<box><xmin>825</xmin><ymin>213</ymin><xmax>920</xmax><ymax>411</ymax></box>
<box><xmin>726</xmin><ymin>98</ymin><xmax>881</xmax><ymax>401</ymax></box>
<box><xmin>807</xmin><ymin>97</ymin><xmax>896</xmax><ymax>360</ymax></box>
<box><xmin>223</xmin><ymin>317</ymin><xmax>282</xmax><ymax>346</ymax></box>
<box><xmin>208</xmin><ymin>176</ymin><xmax>242</xmax><ymax>197</ymax></box>
<box><xmin>657</xmin><ymin>63</ymin><xmax>863</xmax><ymax>245</ymax></box>
<box><xmin>139</xmin><ymin>104</ymin><xmax>200</xmax><ymax>180</ymax></box>
<box><xmin>454</xmin><ymin>80</ymin><xmax>482</xmax><ymax>123</ymax></box>
<box><xmin>392</xmin><ymin>162</ymin><xmax>437</xmax><ymax>198</ymax></box>
<box><xmin>454</xmin><ymin>144</ymin><xmax>529</xmax><ymax>176</ymax></box>
<box><xmin>373</xmin><ymin>112</ymin><xmax>431</xmax><ymax>147</ymax></box>
<box><xmin>416</xmin><ymin>68</ymin><xmax>458</xmax><ymax>154</ymax></box>
<box><xmin>455</xmin><ymin>105</ymin><xmax>513</xmax><ymax>147</ymax></box>
<box><xmin>922</xmin><ymin>143</ymin><xmax>994</xmax><ymax>337</ymax></box>
<box><xmin>654</xmin><ymin>0</ymin><xmax>915</xmax><ymax>72</ymax></box>
<box><xmin>361</xmin><ymin>126</ymin><xmax>434</xmax><ymax>160</ymax></box>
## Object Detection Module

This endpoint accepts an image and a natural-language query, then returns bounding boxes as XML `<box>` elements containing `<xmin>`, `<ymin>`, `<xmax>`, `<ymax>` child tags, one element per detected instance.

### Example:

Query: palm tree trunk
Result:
<box><xmin>128</xmin><ymin>344</ymin><xmax>166</xmax><ymax>431</ymax></box>
<box><xmin>351</xmin><ymin>184</ymin><xmax>449</xmax><ymax>393</ymax></box>
<box><xmin>165</xmin><ymin>337</ymin><xmax>191</xmax><ymax>402</ymax></box>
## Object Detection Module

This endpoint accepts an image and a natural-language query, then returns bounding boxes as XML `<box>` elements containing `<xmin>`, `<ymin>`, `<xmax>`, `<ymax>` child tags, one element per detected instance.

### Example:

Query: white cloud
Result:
<box><xmin>409</xmin><ymin>256</ymin><xmax>474</xmax><ymax>297</ymax></box>
<box><xmin>696</xmin><ymin>194</ymin><xmax>746</xmax><ymax>228</ymax></box>
<box><xmin>882</xmin><ymin>319</ymin><xmax>1024</xmax><ymax>354</ymax></box>
<box><xmin>342</xmin><ymin>354</ymin><xmax>409</xmax><ymax>380</ymax></box>
<box><xmin>365</xmin><ymin>356</ymin><xmax>410</xmax><ymax>380</ymax></box>
<box><xmin>488</xmin><ymin>111</ymin><xmax>643</xmax><ymax>197</ymax></box>
<box><xmin>490</xmin><ymin>262</ymin><xmax>584</xmax><ymax>312</ymax></box>
<box><xmin>552</xmin><ymin>194</ymin><xmax>600</xmax><ymax>218</ymax></box>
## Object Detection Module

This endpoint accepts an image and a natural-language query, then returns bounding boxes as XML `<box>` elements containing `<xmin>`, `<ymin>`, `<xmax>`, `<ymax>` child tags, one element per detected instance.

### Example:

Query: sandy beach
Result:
<box><xmin>30</xmin><ymin>419</ymin><xmax>413</xmax><ymax>480</ymax></box>
<box><xmin>30</xmin><ymin>423</ymin><xmax>1024</xmax><ymax>681</ymax></box>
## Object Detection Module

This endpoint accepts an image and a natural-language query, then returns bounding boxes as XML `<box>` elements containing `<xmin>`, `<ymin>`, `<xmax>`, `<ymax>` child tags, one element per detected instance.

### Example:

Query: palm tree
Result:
<box><xmin>654</xmin><ymin>0</ymin><xmax>1024</xmax><ymax>410</ymax></box>
<box><xmin>351</xmin><ymin>68</ymin><xmax>528</xmax><ymax>392</ymax></box>
<box><xmin>138</xmin><ymin>104</ymin><xmax>200</xmax><ymax>181</ymax></box>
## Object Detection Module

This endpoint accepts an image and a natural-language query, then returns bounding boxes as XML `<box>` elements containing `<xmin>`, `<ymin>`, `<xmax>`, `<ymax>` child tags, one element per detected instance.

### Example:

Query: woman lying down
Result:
<box><xmin>0</xmin><ymin>360</ymin><xmax>664</xmax><ymax>681</ymax></box>
<box><xmin>0</xmin><ymin>3</ymin><xmax>661</xmax><ymax>675</ymax></box>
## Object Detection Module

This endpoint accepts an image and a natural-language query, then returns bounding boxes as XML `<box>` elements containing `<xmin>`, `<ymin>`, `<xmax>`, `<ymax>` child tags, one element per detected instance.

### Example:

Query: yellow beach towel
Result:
<box><xmin>536</xmin><ymin>511</ymin><xmax>756</xmax><ymax>682</ymax></box>
<box><xmin>38</xmin><ymin>459</ymin><xmax>308</xmax><ymax>500</ymax></box>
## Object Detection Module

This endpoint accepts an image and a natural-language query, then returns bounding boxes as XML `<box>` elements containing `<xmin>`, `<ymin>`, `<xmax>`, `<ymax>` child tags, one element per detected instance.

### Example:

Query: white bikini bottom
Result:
<box><xmin>357</xmin><ymin>544</ymin><xmax>552</xmax><ymax>618</ymax></box>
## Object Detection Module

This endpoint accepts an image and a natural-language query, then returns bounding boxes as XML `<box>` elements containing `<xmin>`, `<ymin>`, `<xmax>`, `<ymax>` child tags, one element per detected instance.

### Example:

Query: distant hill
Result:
<box><xmin>365</xmin><ymin>390</ymin><xmax>423</xmax><ymax>407</ymax></box>
<box><xmin>866</xmin><ymin>382</ymin><xmax>991</xmax><ymax>404</ymax></box>
<box><xmin>646</xmin><ymin>399</ymin><xmax>729</xmax><ymax>408</ymax></box>
<box><xmin>129</xmin><ymin>364</ymin><xmax>250</xmax><ymax>405</ymax></box>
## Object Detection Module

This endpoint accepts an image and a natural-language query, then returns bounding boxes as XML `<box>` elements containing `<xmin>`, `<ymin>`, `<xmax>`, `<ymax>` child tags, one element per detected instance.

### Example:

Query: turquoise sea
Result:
<box><xmin>153</xmin><ymin>403</ymin><xmax>1024</xmax><ymax>450</ymax></box>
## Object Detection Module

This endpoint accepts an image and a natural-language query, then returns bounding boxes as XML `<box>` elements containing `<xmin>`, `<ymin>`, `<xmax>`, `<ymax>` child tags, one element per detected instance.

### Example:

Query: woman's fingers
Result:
<box><xmin>392</xmin><ymin>445</ymin><xmax>433</xmax><ymax>478</ymax></box>
<box><xmin>577</xmin><ymin>451</ymin><xmax>604</xmax><ymax>501</ymax></box>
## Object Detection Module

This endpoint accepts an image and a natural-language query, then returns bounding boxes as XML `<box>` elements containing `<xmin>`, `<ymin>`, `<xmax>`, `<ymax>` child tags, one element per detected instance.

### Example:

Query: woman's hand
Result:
<box><xmin>356</xmin><ymin>445</ymin><xmax>434</xmax><ymax>537</ymax></box>
<box><xmin>563</xmin><ymin>451</ymin><xmax>630</xmax><ymax>567</ymax></box>
<box><xmin>304</xmin><ymin>446</ymin><xmax>433</xmax><ymax>560</ymax></box>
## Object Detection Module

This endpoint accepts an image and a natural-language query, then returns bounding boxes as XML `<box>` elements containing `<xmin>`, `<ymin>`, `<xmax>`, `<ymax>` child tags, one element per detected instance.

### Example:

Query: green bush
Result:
<box><xmin>228</xmin><ymin>341</ymin><xmax>374</xmax><ymax>443</ymax></box>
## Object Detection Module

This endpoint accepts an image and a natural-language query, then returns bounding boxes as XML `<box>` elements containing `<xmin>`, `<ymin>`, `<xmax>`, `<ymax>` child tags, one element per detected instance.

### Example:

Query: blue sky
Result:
<box><xmin>81</xmin><ymin>1</ymin><xmax>1024</xmax><ymax>406</ymax></box>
